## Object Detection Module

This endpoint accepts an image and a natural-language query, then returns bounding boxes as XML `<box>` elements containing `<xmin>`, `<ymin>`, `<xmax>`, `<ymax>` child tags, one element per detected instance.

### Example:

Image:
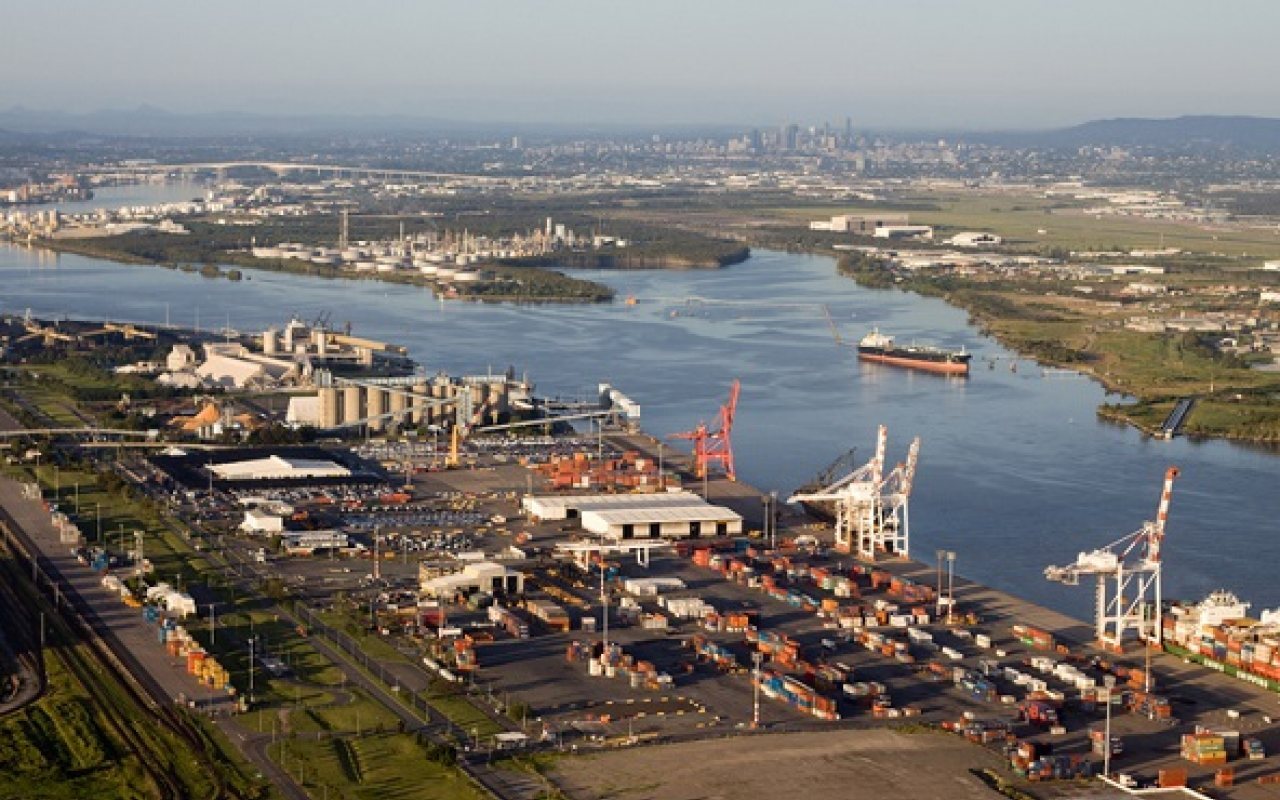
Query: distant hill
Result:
<box><xmin>987</xmin><ymin>115</ymin><xmax>1280</xmax><ymax>152</ymax></box>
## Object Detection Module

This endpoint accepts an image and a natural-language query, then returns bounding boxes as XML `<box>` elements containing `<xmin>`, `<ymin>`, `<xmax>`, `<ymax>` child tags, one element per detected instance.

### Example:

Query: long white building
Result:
<box><xmin>522</xmin><ymin>491</ymin><xmax>742</xmax><ymax>541</ymax></box>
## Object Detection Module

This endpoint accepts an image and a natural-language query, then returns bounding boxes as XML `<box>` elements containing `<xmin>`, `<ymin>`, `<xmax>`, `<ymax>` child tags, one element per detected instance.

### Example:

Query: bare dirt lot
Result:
<box><xmin>550</xmin><ymin>728</ymin><xmax>1006</xmax><ymax>800</ymax></box>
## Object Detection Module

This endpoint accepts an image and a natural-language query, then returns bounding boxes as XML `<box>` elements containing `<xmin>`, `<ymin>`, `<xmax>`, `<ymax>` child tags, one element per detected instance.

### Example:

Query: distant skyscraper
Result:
<box><xmin>749</xmin><ymin>128</ymin><xmax>762</xmax><ymax>152</ymax></box>
<box><xmin>779</xmin><ymin>123</ymin><xmax>799</xmax><ymax>151</ymax></box>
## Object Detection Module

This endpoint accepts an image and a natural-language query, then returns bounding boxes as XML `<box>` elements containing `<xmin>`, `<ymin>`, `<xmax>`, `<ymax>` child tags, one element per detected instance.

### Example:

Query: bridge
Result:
<box><xmin>1159</xmin><ymin>398</ymin><xmax>1196</xmax><ymax>439</ymax></box>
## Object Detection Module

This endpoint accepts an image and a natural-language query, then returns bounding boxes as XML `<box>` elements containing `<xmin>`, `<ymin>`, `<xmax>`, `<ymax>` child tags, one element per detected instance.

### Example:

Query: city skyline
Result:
<box><xmin>3</xmin><ymin>0</ymin><xmax>1279</xmax><ymax>129</ymax></box>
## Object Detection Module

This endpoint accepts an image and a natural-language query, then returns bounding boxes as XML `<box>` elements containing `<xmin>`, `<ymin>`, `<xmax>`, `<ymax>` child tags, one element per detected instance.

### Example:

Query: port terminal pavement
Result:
<box><xmin>511</xmin><ymin>431</ymin><xmax>1280</xmax><ymax>796</ymax></box>
<box><xmin>0</xmin><ymin>477</ymin><xmax>234</xmax><ymax>712</ymax></box>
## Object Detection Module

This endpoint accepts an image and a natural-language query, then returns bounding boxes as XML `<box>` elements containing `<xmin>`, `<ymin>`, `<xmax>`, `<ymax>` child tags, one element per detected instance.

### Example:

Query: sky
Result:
<box><xmin>3</xmin><ymin>0</ymin><xmax>1279</xmax><ymax>130</ymax></box>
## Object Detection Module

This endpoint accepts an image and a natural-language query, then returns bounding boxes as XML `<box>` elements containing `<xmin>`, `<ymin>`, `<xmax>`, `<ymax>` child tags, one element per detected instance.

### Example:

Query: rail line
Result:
<box><xmin>0</xmin><ymin>514</ymin><xmax>232</xmax><ymax>799</ymax></box>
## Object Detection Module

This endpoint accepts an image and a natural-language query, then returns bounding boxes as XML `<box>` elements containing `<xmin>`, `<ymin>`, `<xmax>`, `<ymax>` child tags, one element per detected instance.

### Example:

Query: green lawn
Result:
<box><xmin>758</xmin><ymin>194</ymin><xmax>1280</xmax><ymax>261</ymax></box>
<box><xmin>272</xmin><ymin>733</ymin><xmax>484</xmax><ymax>800</ymax></box>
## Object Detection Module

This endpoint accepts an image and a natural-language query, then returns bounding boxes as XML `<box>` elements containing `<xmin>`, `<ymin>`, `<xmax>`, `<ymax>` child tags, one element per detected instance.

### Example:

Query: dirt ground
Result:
<box><xmin>550</xmin><ymin>728</ymin><xmax>1007</xmax><ymax>800</ymax></box>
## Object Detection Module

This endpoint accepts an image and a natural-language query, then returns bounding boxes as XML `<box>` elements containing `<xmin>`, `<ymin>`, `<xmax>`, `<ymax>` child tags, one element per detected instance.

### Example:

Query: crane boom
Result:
<box><xmin>1044</xmin><ymin>466</ymin><xmax>1180</xmax><ymax>649</ymax></box>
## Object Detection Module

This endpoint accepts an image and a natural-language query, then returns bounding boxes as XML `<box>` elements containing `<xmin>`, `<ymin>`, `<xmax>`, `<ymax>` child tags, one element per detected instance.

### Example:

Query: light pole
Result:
<box><xmin>752</xmin><ymin>650</ymin><xmax>763</xmax><ymax>728</ymax></box>
<box><xmin>96</xmin><ymin>503</ymin><xmax>101</xmax><ymax>546</ymax></box>
<box><xmin>247</xmin><ymin>636</ymin><xmax>257</xmax><ymax>706</ymax></box>
<box><xmin>657</xmin><ymin>442</ymin><xmax>664</xmax><ymax>490</ymax></box>
<box><xmin>208</xmin><ymin>603</ymin><xmax>216</xmax><ymax>645</ymax></box>
<box><xmin>945</xmin><ymin>551</ymin><xmax>957</xmax><ymax>624</ymax></box>
<box><xmin>769</xmin><ymin>490</ymin><xmax>778</xmax><ymax>550</ymax></box>
<box><xmin>935</xmin><ymin>550</ymin><xmax>945</xmax><ymax>618</ymax></box>
<box><xmin>1103</xmin><ymin>675</ymin><xmax>1116</xmax><ymax>777</ymax></box>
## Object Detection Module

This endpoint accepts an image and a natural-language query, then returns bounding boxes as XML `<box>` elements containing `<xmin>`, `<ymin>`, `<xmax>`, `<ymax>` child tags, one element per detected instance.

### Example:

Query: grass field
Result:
<box><xmin>0</xmin><ymin>647</ymin><xmax>157</xmax><ymax>800</ymax></box>
<box><xmin>749</xmin><ymin>193</ymin><xmax>1280</xmax><ymax>261</ymax></box>
<box><xmin>272</xmin><ymin>733</ymin><xmax>484</xmax><ymax>800</ymax></box>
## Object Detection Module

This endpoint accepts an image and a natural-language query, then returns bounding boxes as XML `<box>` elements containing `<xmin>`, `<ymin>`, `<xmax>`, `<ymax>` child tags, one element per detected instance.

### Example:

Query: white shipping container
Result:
<box><xmin>975</xmin><ymin>634</ymin><xmax>993</xmax><ymax>649</ymax></box>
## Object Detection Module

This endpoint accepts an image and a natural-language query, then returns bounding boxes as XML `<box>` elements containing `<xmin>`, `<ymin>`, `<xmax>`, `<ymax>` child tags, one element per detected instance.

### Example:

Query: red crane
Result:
<box><xmin>670</xmin><ymin>380</ymin><xmax>740</xmax><ymax>481</ymax></box>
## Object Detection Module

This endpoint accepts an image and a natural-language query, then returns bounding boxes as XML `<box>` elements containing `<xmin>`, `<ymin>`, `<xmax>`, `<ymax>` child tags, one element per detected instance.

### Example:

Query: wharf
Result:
<box><xmin>599</xmin><ymin>430</ymin><xmax>1280</xmax><ymax>795</ymax></box>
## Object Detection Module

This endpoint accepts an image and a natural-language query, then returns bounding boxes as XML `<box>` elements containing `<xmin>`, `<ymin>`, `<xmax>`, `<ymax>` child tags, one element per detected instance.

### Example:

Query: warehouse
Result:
<box><xmin>211</xmin><ymin>454</ymin><xmax>351</xmax><ymax>481</ymax></box>
<box><xmin>582</xmin><ymin>504</ymin><xmax>742</xmax><ymax>541</ymax></box>
<box><xmin>420</xmin><ymin>561</ymin><xmax>525</xmax><ymax>598</ymax></box>
<box><xmin>281</xmin><ymin>530</ymin><xmax>354</xmax><ymax>555</ymax></box>
<box><xmin>522</xmin><ymin>491</ymin><xmax>708</xmax><ymax>521</ymax></box>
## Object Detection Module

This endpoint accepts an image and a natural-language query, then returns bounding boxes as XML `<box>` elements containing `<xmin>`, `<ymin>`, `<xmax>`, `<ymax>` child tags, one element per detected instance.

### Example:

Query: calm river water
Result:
<box><xmin>3</xmin><ymin>185</ymin><xmax>1277</xmax><ymax>621</ymax></box>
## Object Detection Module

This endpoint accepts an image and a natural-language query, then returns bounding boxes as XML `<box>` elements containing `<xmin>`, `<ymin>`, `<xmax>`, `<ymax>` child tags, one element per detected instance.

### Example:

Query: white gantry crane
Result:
<box><xmin>1044</xmin><ymin>466</ymin><xmax>1179</xmax><ymax>650</ymax></box>
<box><xmin>788</xmin><ymin>425</ymin><xmax>921</xmax><ymax>560</ymax></box>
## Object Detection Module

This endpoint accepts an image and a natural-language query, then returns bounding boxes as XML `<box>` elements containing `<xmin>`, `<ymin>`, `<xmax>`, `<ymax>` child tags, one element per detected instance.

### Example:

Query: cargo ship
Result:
<box><xmin>856</xmin><ymin>330</ymin><xmax>971</xmax><ymax>376</ymax></box>
<box><xmin>1161</xmin><ymin>591</ymin><xmax>1280</xmax><ymax>694</ymax></box>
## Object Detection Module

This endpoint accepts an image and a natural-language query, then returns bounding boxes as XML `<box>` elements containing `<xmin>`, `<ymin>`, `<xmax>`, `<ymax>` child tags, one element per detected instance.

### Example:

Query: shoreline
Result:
<box><xmin>827</xmin><ymin>253</ymin><xmax>1280</xmax><ymax>447</ymax></box>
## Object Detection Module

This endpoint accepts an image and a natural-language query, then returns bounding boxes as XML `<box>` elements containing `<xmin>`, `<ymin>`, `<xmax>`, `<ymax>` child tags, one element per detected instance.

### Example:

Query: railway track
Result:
<box><xmin>0</xmin><ymin>518</ymin><xmax>232</xmax><ymax>800</ymax></box>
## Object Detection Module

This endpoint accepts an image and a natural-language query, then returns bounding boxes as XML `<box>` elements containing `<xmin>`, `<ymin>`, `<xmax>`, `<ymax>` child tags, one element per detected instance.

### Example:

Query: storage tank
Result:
<box><xmin>411</xmin><ymin>382</ymin><xmax>428</xmax><ymax>424</ymax></box>
<box><xmin>366</xmin><ymin>389</ymin><xmax>386</xmax><ymax>431</ymax></box>
<box><xmin>342</xmin><ymin>386</ymin><xmax>363</xmax><ymax>425</ymax></box>
<box><xmin>319</xmin><ymin>387</ymin><xmax>340</xmax><ymax>428</ymax></box>
<box><xmin>389</xmin><ymin>390</ymin><xmax>407</xmax><ymax>425</ymax></box>
<box><xmin>453</xmin><ymin>270</ymin><xmax>481</xmax><ymax>283</ymax></box>
<box><xmin>262</xmin><ymin>328</ymin><xmax>279</xmax><ymax>355</ymax></box>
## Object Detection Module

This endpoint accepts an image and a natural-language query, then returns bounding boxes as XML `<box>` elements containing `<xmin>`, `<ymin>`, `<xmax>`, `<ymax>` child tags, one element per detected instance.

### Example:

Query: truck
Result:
<box><xmin>1019</xmin><ymin>699</ymin><xmax>1060</xmax><ymax>728</ymax></box>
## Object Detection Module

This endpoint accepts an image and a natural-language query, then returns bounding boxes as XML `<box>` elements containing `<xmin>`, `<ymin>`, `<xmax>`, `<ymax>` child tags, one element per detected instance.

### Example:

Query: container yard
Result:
<box><xmin>15</xmin><ymin>387</ymin><xmax>1280</xmax><ymax>799</ymax></box>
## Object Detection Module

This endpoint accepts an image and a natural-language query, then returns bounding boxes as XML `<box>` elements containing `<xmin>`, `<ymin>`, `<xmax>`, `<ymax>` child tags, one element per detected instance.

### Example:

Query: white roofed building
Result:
<box><xmin>211</xmin><ymin>455</ymin><xmax>350</xmax><ymax>481</ymax></box>
<box><xmin>420</xmin><ymin>561</ymin><xmax>525</xmax><ymax>598</ymax></box>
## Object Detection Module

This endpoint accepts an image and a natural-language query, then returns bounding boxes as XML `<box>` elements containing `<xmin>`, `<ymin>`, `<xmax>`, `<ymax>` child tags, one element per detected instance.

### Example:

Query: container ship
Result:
<box><xmin>1162</xmin><ymin>590</ymin><xmax>1280</xmax><ymax>693</ymax></box>
<box><xmin>856</xmin><ymin>330</ymin><xmax>971</xmax><ymax>376</ymax></box>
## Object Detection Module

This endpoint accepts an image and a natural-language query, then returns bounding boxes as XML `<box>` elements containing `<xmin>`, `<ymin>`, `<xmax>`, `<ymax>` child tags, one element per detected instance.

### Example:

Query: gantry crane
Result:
<box><xmin>789</xmin><ymin>426</ymin><xmax>921</xmax><ymax>559</ymax></box>
<box><xmin>1044</xmin><ymin>466</ymin><xmax>1179</xmax><ymax>650</ymax></box>
<box><xmin>669</xmin><ymin>379</ymin><xmax>740</xmax><ymax>481</ymax></box>
<box><xmin>81</xmin><ymin>321</ymin><xmax>157</xmax><ymax>341</ymax></box>
<box><xmin>17</xmin><ymin>311</ymin><xmax>77</xmax><ymax>346</ymax></box>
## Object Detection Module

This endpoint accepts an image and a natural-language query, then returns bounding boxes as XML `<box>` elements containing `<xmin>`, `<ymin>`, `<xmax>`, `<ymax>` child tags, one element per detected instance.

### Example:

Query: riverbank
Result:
<box><xmin>832</xmin><ymin>251</ymin><xmax>1280</xmax><ymax>444</ymax></box>
<box><xmin>34</xmin><ymin>234</ymin><xmax>617</xmax><ymax>303</ymax></box>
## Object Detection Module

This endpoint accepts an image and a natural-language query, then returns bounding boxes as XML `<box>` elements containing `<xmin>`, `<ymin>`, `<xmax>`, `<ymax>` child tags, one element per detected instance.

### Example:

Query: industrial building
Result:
<box><xmin>210</xmin><ymin>454</ymin><xmax>351</xmax><ymax>481</ymax></box>
<box><xmin>281</xmin><ymin>531</ymin><xmax>354</xmax><ymax>555</ymax></box>
<box><xmin>314</xmin><ymin>371</ymin><xmax>532</xmax><ymax>432</ymax></box>
<box><xmin>946</xmin><ymin>231</ymin><xmax>1003</xmax><ymax>247</ymax></box>
<box><xmin>809</xmin><ymin>213</ymin><xmax>910</xmax><ymax>234</ymax></box>
<box><xmin>874</xmin><ymin>225</ymin><xmax>934</xmax><ymax>240</ymax></box>
<box><xmin>522</xmin><ymin>491</ymin><xmax>742</xmax><ymax>541</ymax></box>
<box><xmin>240</xmin><ymin>508</ymin><xmax>285</xmax><ymax>534</ymax></box>
<box><xmin>419</xmin><ymin>561</ymin><xmax>525</xmax><ymax>598</ymax></box>
<box><xmin>522</xmin><ymin>491</ymin><xmax>710</xmax><ymax>521</ymax></box>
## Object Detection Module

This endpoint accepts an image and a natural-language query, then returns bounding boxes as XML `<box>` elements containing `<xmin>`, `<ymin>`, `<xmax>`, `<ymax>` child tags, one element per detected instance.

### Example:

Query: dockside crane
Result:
<box><xmin>789</xmin><ymin>426</ymin><xmax>920</xmax><ymax>560</ymax></box>
<box><xmin>879</xmin><ymin>436</ymin><xmax>921</xmax><ymax>558</ymax></box>
<box><xmin>81</xmin><ymin>322</ymin><xmax>157</xmax><ymax>341</ymax></box>
<box><xmin>669</xmin><ymin>379</ymin><xmax>740</xmax><ymax>481</ymax></box>
<box><xmin>1044</xmin><ymin>466</ymin><xmax>1179</xmax><ymax>650</ymax></box>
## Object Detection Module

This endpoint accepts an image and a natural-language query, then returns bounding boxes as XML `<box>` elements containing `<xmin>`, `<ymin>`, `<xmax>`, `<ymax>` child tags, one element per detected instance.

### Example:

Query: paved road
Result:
<box><xmin>212</xmin><ymin>715</ymin><xmax>310</xmax><ymax>800</ymax></box>
<box><xmin>0</xmin><ymin>477</ymin><xmax>230</xmax><ymax>710</ymax></box>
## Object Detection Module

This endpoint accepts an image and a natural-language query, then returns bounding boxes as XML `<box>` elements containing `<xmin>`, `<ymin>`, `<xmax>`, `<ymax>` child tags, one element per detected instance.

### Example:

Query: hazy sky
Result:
<box><xmin>3</xmin><ymin>0</ymin><xmax>1279</xmax><ymax>129</ymax></box>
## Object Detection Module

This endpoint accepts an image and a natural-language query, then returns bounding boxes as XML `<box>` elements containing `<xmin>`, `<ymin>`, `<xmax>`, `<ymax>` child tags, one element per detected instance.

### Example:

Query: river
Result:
<box><xmin>1</xmin><ymin>185</ymin><xmax>1276</xmax><ymax>622</ymax></box>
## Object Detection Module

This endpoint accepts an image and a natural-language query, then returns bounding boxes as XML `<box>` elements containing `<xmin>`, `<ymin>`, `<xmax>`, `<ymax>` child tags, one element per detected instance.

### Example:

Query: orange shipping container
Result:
<box><xmin>1158</xmin><ymin>769</ymin><xmax>1188</xmax><ymax>788</ymax></box>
